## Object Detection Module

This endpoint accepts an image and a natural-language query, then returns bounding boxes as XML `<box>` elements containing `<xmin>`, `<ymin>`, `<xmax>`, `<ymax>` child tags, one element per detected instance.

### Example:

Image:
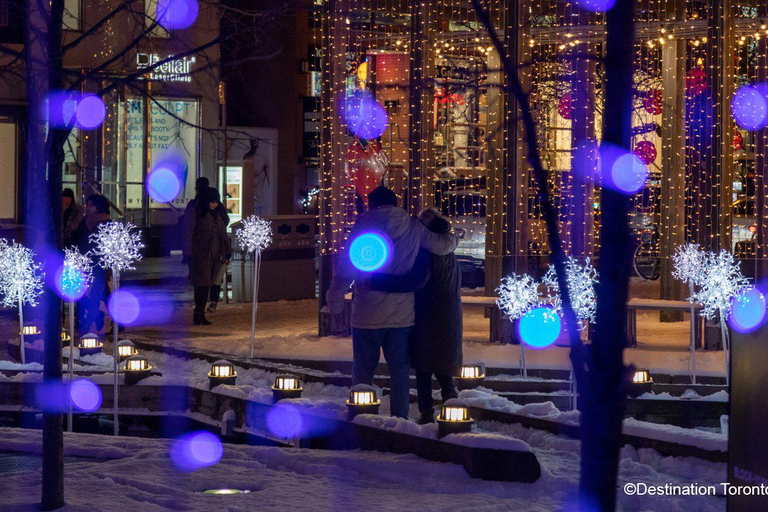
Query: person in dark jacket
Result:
<box><xmin>370</xmin><ymin>208</ymin><xmax>463</xmax><ymax>424</ymax></box>
<box><xmin>182</xmin><ymin>187</ymin><xmax>231</xmax><ymax>325</ymax></box>
<box><xmin>62</xmin><ymin>188</ymin><xmax>83</xmax><ymax>248</ymax></box>
<box><xmin>75</xmin><ymin>194</ymin><xmax>112</xmax><ymax>334</ymax></box>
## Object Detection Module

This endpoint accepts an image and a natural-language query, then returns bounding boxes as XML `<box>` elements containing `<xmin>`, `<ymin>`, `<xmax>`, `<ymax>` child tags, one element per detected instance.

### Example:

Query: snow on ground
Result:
<box><xmin>0</xmin><ymin>427</ymin><xmax>725</xmax><ymax>512</ymax></box>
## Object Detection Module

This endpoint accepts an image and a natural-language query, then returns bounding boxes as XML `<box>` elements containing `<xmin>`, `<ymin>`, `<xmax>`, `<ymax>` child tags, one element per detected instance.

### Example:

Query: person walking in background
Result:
<box><xmin>370</xmin><ymin>209</ymin><xmax>463</xmax><ymax>424</ymax></box>
<box><xmin>326</xmin><ymin>187</ymin><xmax>458</xmax><ymax>419</ymax></box>
<box><xmin>182</xmin><ymin>187</ymin><xmax>231</xmax><ymax>325</ymax></box>
<box><xmin>74</xmin><ymin>194</ymin><xmax>111</xmax><ymax>333</ymax></box>
<box><xmin>62</xmin><ymin>188</ymin><xmax>83</xmax><ymax>248</ymax></box>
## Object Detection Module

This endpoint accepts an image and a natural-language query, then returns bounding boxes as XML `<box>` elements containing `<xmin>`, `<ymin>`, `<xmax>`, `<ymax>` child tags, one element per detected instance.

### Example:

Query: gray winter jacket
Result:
<box><xmin>326</xmin><ymin>205</ymin><xmax>458</xmax><ymax>329</ymax></box>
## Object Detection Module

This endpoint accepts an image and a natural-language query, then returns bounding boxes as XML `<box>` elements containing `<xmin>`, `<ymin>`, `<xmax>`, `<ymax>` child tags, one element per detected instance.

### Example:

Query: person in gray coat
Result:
<box><xmin>182</xmin><ymin>187</ymin><xmax>232</xmax><ymax>325</ymax></box>
<box><xmin>326</xmin><ymin>187</ymin><xmax>458</xmax><ymax>418</ymax></box>
<box><xmin>370</xmin><ymin>209</ymin><xmax>462</xmax><ymax>424</ymax></box>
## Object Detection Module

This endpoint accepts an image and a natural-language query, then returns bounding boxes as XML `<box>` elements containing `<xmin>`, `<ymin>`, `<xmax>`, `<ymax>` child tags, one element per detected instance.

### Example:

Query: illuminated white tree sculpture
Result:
<box><xmin>0</xmin><ymin>241</ymin><xmax>44</xmax><ymax>364</ymax></box>
<box><xmin>542</xmin><ymin>257</ymin><xmax>598</xmax><ymax>327</ymax></box>
<box><xmin>89</xmin><ymin>221</ymin><xmax>144</xmax><ymax>436</ymax></box>
<box><xmin>236</xmin><ymin>215</ymin><xmax>272</xmax><ymax>358</ymax></box>
<box><xmin>496</xmin><ymin>273</ymin><xmax>541</xmax><ymax>378</ymax></box>
<box><xmin>672</xmin><ymin>243</ymin><xmax>707</xmax><ymax>384</ymax></box>
<box><xmin>689</xmin><ymin>250</ymin><xmax>749</xmax><ymax>386</ymax></box>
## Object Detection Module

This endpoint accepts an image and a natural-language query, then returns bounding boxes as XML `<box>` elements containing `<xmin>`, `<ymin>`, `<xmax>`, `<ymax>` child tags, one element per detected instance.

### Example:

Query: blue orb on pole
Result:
<box><xmin>343</xmin><ymin>92</ymin><xmax>388</xmax><ymax>140</ymax></box>
<box><xmin>75</xmin><ymin>94</ymin><xmax>106</xmax><ymax>130</ymax></box>
<box><xmin>729</xmin><ymin>287</ymin><xmax>767</xmax><ymax>333</ymax></box>
<box><xmin>574</xmin><ymin>0</ymin><xmax>616</xmax><ymax>12</ymax></box>
<box><xmin>518</xmin><ymin>306</ymin><xmax>562</xmax><ymax>349</ymax></box>
<box><xmin>54</xmin><ymin>265</ymin><xmax>88</xmax><ymax>301</ymax></box>
<box><xmin>349</xmin><ymin>232</ymin><xmax>391</xmax><ymax>272</ymax></box>
<box><xmin>731</xmin><ymin>85</ymin><xmax>768</xmax><ymax>131</ymax></box>
<box><xmin>156</xmin><ymin>0</ymin><xmax>199</xmax><ymax>30</ymax></box>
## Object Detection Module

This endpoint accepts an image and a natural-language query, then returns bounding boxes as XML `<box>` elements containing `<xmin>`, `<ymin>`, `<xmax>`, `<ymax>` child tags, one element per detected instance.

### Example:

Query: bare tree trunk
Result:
<box><xmin>580</xmin><ymin>0</ymin><xmax>636</xmax><ymax>509</ymax></box>
<box><xmin>26</xmin><ymin>0</ymin><xmax>66</xmax><ymax>508</ymax></box>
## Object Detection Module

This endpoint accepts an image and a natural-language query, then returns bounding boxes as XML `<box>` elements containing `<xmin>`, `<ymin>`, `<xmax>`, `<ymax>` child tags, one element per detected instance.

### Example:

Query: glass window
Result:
<box><xmin>63</xmin><ymin>0</ymin><xmax>82</xmax><ymax>31</ymax></box>
<box><xmin>144</xmin><ymin>0</ymin><xmax>170</xmax><ymax>38</ymax></box>
<box><xmin>0</xmin><ymin>121</ymin><xmax>17</xmax><ymax>220</ymax></box>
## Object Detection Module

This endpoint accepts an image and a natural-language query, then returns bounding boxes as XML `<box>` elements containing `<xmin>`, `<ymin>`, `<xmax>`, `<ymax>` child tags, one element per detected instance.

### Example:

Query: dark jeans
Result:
<box><xmin>415</xmin><ymin>371</ymin><xmax>458</xmax><ymax>414</ymax></box>
<box><xmin>78</xmin><ymin>266</ymin><xmax>108</xmax><ymax>333</ymax></box>
<box><xmin>193</xmin><ymin>286</ymin><xmax>209</xmax><ymax>314</ymax></box>
<box><xmin>210</xmin><ymin>284</ymin><xmax>221</xmax><ymax>302</ymax></box>
<box><xmin>352</xmin><ymin>327</ymin><xmax>411</xmax><ymax>418</ymax></box>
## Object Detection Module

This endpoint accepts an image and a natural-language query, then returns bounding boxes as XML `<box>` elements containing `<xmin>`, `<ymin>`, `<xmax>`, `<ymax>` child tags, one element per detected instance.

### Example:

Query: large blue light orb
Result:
<box><xmin>349</xmin><ymin>232</ymin><xmax>391</xmax><ymax>272</ymax></box>
<box><xmin>156</xmin><ymin>0</ymin><xmax>199</xmax><ymax>30</ymax></box>
<box><xmin>610</xmin><ymin>152</ymin><xmax>648</xmax><ymax>194</ymax></box>
<box><xmin>75</xmin><ymin>94</ymin><xmax>106</xmax><ymax>130</ymax></box>
<box><xmin>70</xmin><ymin>379</ymin><xmax>102</xmax><ymax>412</ymax></box>
<box><xmin>107</xmin><ymin>290</ymin><xmax>141</xmax><ymax>325</ymax></box>
<box><xmin>266</xmin><ymin>404</ymin><xmax>303</xmax><ymax>439</ymax></box>
<box><xmin>343</xmin><ymin>92</ymin><xmax>389</xmax><ymax>140</ymax></box>
<box><xmin>170</xmin><ymin>431</ymin><xmax>223</xmax><ymax>472</ymax></box>
<box><xmin>574</xmin><ymin>0</ymin><xmax>616</xmax><ymax>12</ymax></box>
<box><xmin>731</xmin><ymin>85</ymin><xmax>767</xmax><ymax>131</ymax></box>
<box><xmin>147</xmin><ymin>167</ymin><xmax>182</xmax><ymax>203</ymax></box>
<box><xmin>55</xmin><ymin>265</ymin><xmax>88</xmax><ymax>302</ymax></box>
<box><xmin>518</xmin><ymin>306</ymin><xmax>562</xmax><ymax>349</ymax></box>
<box><xmin>729</xmin><ymin>287</ymin><xmax>767</xmax><ymax>334</ymax></box>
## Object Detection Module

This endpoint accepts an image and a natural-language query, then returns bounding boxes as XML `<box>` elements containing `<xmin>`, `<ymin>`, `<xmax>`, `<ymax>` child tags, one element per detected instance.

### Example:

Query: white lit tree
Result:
<box><xmin>0</xmin><ymin>241</ymin><xmax>44</xmax><ymax>364</ymax></box>
<box><xmin>689</xmin><ymin>250</ymin><xmax>749</xmax><ymax>386</ymax></box>
<box><xmin>89</xmin><ymin>221</ymin><xmax>143</xmax><ymax>436</ymax></box>
<box><xmin>542</xmin><ymin>257</ymin><xmax>599</xmax><ymax>329</ymax></box>
<box><xmin>496</xmin><ymin>273</ymin><xmax>541</xmax><ymax>378</ymax></box>
<box><xmin>671</xmin><ymin>243</ymin><xmax>707</xmax><ymax>383</ymax></box>
<box><xmin>236</xmin><ymin>215</ymin><xmax>272</xmax><ymax>358</ymax></box>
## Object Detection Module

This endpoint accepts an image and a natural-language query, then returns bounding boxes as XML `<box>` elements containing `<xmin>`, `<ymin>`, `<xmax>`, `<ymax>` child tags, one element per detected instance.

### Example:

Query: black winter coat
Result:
<box><xmin>371</xmin><ymin>248</ymin><xmax>463</xmax><ymax>376</ymax></box>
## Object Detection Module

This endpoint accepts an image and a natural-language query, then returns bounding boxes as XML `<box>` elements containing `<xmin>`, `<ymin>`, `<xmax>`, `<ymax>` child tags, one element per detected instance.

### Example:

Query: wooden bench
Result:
<box><xmin>626</xmin><ymin>298</ymin><xmax>703</xmax><ymax>348</ymax></box>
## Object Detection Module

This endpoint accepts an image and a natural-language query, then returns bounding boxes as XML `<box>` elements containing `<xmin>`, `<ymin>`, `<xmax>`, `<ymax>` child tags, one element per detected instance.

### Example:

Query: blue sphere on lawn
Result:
<box><xmin>518</xmin><ymin>306</ymin><xmax>562</xmax><ymax>349</ymax></box>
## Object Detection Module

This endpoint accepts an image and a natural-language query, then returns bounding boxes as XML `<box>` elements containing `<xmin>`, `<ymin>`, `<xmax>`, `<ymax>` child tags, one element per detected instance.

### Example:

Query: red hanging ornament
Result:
<box><xmin>733</xmin><ymin>130</ymin><xmax>744</xmax><ymax>151</ymax></box>
<box><xmin>686</xmin><ymin>69</ymin><xmax>707</xmax><ymax>97</ymax></box>
<box><xmin>558</xmin><ymin>94</ymin><xmax>573</xmax><ymax>120</ymax></box>
<box><xmin>346</xmin><ymin>139</ymin><xmax>388</xmax><ymax>205</ymax></box>
<box><xmin>634</xmin><ymin>140</ymin><xmax>657</xmax><ymax>165</ymax></box>
<box><xmin>643</xmin><ymin>90</ymin><xmax>663</xmax><ymax>115</ymax></box>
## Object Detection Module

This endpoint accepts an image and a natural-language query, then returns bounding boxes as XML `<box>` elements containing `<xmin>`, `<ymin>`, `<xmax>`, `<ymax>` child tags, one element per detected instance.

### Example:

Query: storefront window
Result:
<box><xmin>0</xmin><ymin>121</ymin><xmax>17</xmax><ymax>220</ymax></box>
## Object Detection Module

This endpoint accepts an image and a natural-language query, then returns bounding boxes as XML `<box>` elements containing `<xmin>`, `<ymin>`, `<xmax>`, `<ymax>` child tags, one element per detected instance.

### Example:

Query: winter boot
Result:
<box><xmin>417</xmin><ymin>410</ymin><xmax>435</xmax><ymax>425</ymax></box>
<box><xmin>206</xmin><ymin>301</ymin><xmax>218</xmax><ymax>314</ymax></box>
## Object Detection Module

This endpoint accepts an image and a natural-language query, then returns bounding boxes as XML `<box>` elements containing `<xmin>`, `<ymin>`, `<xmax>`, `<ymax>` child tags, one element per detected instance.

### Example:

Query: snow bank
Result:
<box><xmin>623</xmin><ymin>418</ymin><xmax>727</xmax><ymax>452</ymax></box>
<box><xmin>443</xmin><ymin>432</ymin><xmax>532</xmax><ymax>452</ymax></box>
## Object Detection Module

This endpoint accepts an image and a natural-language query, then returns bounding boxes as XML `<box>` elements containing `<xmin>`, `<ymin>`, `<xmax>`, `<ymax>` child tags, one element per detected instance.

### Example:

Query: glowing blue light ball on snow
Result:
<box><xmin>70</xmin><ymin>379</ymin><xmax>102</xmax><ymax>412</ymax></box>
<box><xmin>518</xmin><ymin>306</ymin><xmax>562</xmax><ymax>349</ymax></box>
<box><xmin>729</xmin><ymin>287</ymin><xmax>767</xmax><ymax>333</ymax></box>
<box><xmin>170</xmin><ymin>431</ymin><xmax>223</xmax><ymax>472</ymax></box>
<box><xmin>349</xmin><ymin>232</ymin><xmax>391</xmax><ymax>272</ymax></box>
<box><xmin>731</xmin><ymin>85</ymin><xmax>768</xmax><ymax>131</ymax></box>
<box><xmin>343</xmin><ymin>93</ymin><xmax>389</xmax><ymax>140</ymax></box>
<box><xmin>574</xmin><ymin>0</ymin><xmax>616</xmax><ymax>12</ymax></box>
<box><xmin>266</xmin><ymin>404</ymin><xmax>303</xmax><ymax>439</ymax></box>
<box><xmin>156</xmin><ymin>0</ymin><xmax>199</xmax><ymax>30</ymax></box>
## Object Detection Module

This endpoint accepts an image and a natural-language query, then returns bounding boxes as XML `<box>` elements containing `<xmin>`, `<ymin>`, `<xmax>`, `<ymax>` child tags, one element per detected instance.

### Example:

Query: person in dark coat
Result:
<box><xmin>62</xmin><ymin>188</ymin><xmax>83</xmax><ymax>248</ymax></box>
<box><xmin>74</xmin><ymin>194</ymin><xmax>111</xmax><ymax>334</ymax></box>
<box><xmin>370</xmin><ymin>208</ymin><xmax>463</xmax><ymax>424</ymax></box>
<box><xmin>182</xmin><ymin>187</ymin><xmax>231</xmax><ymax>325</ymax></box>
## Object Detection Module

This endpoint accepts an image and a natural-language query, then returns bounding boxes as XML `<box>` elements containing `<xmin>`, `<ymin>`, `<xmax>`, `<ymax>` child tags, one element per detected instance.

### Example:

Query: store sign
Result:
<box><xmin>121</xmin><ymin>97</ymin><xmax>199</xmax><ymax>209</ymax></box>
<box><xmin>136</xmin><ymin>53</ymin><xmax>196</xmax><ymax>82</ymax></box>
<box><xmin>435</xmin><ymin>65</ymin><xmax>472</xmax><ymax>81</ymax></box>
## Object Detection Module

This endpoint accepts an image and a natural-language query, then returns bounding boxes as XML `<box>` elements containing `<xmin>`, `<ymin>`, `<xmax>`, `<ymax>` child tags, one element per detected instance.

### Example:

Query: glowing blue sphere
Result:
<box><xmin>170</xmin><ymin>431</ymin><xmax>223</xmax><ymax>472</ymax></box>
<box><xmin>731</xmin><ymin>85</ymin><xmax>767</xmax><ymax>131</ymax></box>
<box><xmin>75</xmin><ymin>94</ymin><xmax>106</xmax><ymax>130</ymax></box>
<box><xmin>574</xmin><ymin>0</ymin><xmax>616</xmax><ymax>12</ymax></box>
<box><xmin>610</xmin><ymin>153</ymin><xmax>647</xmax><ymax>194</ymax></box>
<box><xmin>55</xmin><ymin>265</ymin><xmax>88</xmax><ymax>301</ymax></box>
<box><xmin>343</xmin><ymin>93</ymin><xmax>388</xmax><ymax>140</ymax></box>
<box><xmin>156</xmin><ymin>0</ymin><xmax>199</xmax><ymax>30</ymax></box>
<box><xmin>729</xmin><ymin>287</ymin><xmax>767</xmax><ymax>334</ymax></box>
<box><xmin>107</xmin><ymin>290</ymin><xmax>141</xmax><ymax>325</ymax></box>
<box><xmin>70</xmin><ymin>379</ymin><xmax>102</xmax><ymax>412</ymax></box>
<box><xmin>349</xmin><ymin>232</ymin><xmax>391</xmax><ymax>272</ymax></box>
<box><xmin>147</xmin><ymin>167</ymin><xmax>182</xmax><ymax>203</ymax></box>
<box><xmin>518</xmin><ymin>307</ymin><xmax>562</xmax><ymax>349</ymax></box>
<box><xmin>266</xmin><ymin>404</ymin><xmax>303</xmax><ymax>439</ymax></box>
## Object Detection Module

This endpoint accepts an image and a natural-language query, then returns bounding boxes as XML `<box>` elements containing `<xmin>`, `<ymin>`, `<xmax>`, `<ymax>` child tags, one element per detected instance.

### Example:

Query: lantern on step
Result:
<box><xmin>116</xmin><ymin>340</ymin><xmax>138</xmax><ymax>362</ymax></box>
<box><xmin>629</xmin><ymin>368</ymin><xmax>653</xmax><ymax>397</ymax></box>
<box><xmin>123</xmin><ymin>355</ymin><xmax>151</xmax><ymax>384</ymax></box>
<box><xmin>21</xmin><ymin>322</ymin><xmax>40</xmax><ymax>338</ymax></box>
<box><xmin>76</xmin><ymin>334</ymin><xmax>103</xmax><ymax>357</ymax></box>
<box><xmin>209</xmin><ymin>360</ymin><xmax>237</xmax><ymax>388</ymax></box>
<box><xmin>346</xmin><ymin>384</ymin><xmax>380</xmax><ymax>419</ymax></box>
<box><xmin>271</xmin><ymin>374</ymin><xmax>302</xmax><ymax>402</ymax></box>
<box><xmin>61</xmin><ymin>330</ymin><xmax>71</xmax><ymax>345</ymax></box>
<box><xmin>457</xmin><ymin>363</ymin><xmax>485</xmax><ymax>390</ymax></box>
<box><xmin>437</xmin><ymin>399</ymin><xmax>473</xmax><ymax>438</ymax></box>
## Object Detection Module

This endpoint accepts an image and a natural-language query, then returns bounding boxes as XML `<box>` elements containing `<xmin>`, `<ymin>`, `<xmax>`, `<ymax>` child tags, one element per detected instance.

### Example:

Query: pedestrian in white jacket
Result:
<box><xmin>326</xmin><ymin>187</ymin><xmax>458</xmax><ymax>418</ymax></box>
